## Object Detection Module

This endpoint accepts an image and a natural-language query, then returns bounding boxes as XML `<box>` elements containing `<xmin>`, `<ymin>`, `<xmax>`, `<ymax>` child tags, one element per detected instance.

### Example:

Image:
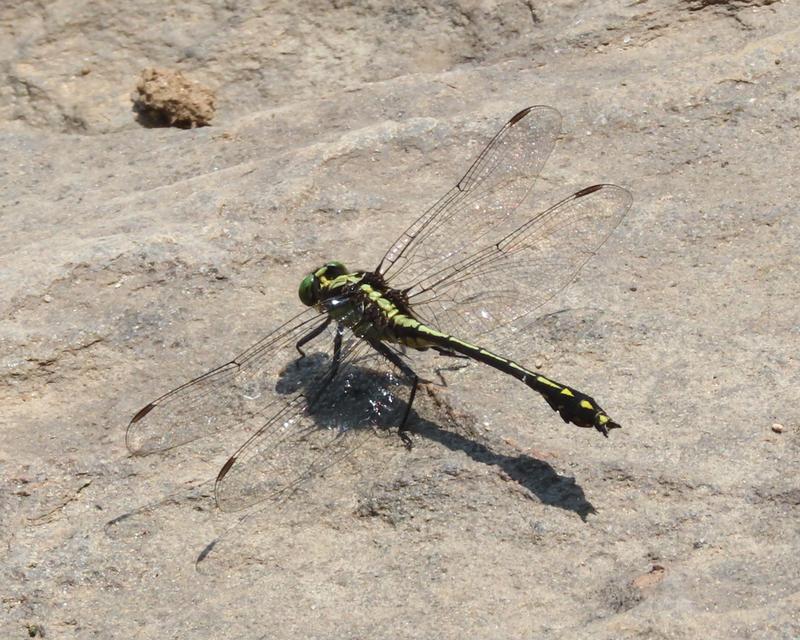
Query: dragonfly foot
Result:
<box><xmin>399</xmin><ymin>429</ymin><xmax>414</xmax><ymax>450</ymax></box>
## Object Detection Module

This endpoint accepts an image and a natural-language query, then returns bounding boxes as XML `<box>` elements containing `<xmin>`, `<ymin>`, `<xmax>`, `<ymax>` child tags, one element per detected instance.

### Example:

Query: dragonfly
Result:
<box><xmin>127</xmin><ymin>106</ymin><xmax>632</xmax><ymax>513</ymax></box>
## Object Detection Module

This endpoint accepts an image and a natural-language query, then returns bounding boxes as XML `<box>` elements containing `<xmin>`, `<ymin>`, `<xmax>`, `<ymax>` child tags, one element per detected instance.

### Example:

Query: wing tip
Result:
<box><xmin>509</xmin><ymin>106</ymin><xmax>534</xmax><ymax>125</ymax></box>
<box><xmin>508</xmin><ymin>105</ymin><xmax>562</xmax><ymax>128</ymax></box>
<box><xmin>574</xmin><ymin>184</ymin><xmax>605</xmax><ymax>198</ymax></box>
<box><xmin>573</xmin><ymin>183</ymin><xmax>634</xmax><ymax>207</ymax></box>
<box><xmin>126</xmin><ymin>403</ymin><xmax>157</xmax><ymax>455</ymax></box>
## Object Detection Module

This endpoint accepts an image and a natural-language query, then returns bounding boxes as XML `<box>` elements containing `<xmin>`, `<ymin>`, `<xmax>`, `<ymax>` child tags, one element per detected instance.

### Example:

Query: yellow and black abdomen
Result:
<box><xmin>326</xmin><ymin>277</ymin><xmax>618</xmax><ymax>436</ymax></box>
<box><xmin>391</xmin><ymin>315</ymin><xmax>620</xmax><ymax>436</ymax></box>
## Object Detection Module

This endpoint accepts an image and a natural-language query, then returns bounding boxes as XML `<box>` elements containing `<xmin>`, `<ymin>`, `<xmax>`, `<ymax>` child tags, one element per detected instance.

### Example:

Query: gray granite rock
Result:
<box><xmin>2</xmin><ymin>1</ymin><xmax>799</xmax><ymax>638</ymax></box>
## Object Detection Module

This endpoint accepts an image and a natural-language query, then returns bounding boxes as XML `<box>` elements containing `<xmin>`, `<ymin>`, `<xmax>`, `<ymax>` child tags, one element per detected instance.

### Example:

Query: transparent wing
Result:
<box><xmin>129</xmin><ymin>300</ymin><xmax>416</xmax><ymax>513</ymax></box>
<box><xmin>377</xmin><ymin>106</ymin><xmax>562</xmax><ymax>290</ymax></box>
<box><xmin>214</xmin><ymin>338</ymin><xmax>414</xmax><ymax>512</ymax></box>
<box><xmin>407</xmin><ymin>184</ymin><xmax>633</xmax><ymax>354</ymax></box>
<box><xmin>126</xmin><ymin>307</ymin><xmax>327</xmax><ymax>454</ymax></box>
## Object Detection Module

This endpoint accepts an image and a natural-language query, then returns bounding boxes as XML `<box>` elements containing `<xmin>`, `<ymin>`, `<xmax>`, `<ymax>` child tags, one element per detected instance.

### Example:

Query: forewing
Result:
<box><xmin>377</xmin><ymin>106</ymin><xmax>562</xmax><ymax>289</ymax></box>
<box><xmin>408</xmin><ymin>184</ymin><xmax>633</xmax><ymax>354</ymax></box>
<box><xmin>126</xmin><ymin>307</ymin><xmax>327</xmax><ymax>454</ymax></box>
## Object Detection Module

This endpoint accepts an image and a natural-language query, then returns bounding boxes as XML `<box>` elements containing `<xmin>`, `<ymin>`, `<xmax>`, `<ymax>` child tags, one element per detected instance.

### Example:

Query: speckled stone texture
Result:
<box><xmin>1</xmin><ymin>1</ymin><xmax>798</xmax><ymax>638</ymax></box>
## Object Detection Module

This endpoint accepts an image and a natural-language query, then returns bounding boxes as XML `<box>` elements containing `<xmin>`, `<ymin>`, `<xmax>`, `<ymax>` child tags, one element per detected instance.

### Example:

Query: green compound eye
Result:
<box><xmin>298</xmin><ymin>273</ymin><xmax>317</xmax><ymax>306</ymax></box>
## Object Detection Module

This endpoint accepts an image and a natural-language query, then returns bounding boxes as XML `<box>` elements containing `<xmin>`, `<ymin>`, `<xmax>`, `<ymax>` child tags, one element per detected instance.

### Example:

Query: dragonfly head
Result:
<box><xmin>298</xmin><ymin>261</ymin><xmax>349</xmax><ymax>306</ymax></box>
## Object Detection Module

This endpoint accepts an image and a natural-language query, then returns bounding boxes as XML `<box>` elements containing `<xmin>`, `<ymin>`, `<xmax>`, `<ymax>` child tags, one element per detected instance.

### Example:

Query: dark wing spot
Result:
<box><xmin>130</xmin><ymin>403</ymin><xmax>155</xmax><ymax>423</ymax></box>
<box><xmin>217</xmin><ymin>456</ymin><xmax>237</xmax><ymax>481</ymax></box>
<box><xmin>509</xmin><ymin>106</ymin><xmax>534</xmax><ymax>125</ymax></box>
<box><xmin>574</xmin><ymin>184</ymin><xmax>604</xmax><ymax>198</ymax></box>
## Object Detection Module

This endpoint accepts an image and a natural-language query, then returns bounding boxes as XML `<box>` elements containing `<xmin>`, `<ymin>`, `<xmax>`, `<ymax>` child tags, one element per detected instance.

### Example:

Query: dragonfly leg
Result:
<box><xmin>295</xmin><ymin>317</ymin><xmax>331</xmax><ymax>356</ymax></box>
<box><xmin>366</xmin><ymin>339</ymin><xmax>419</xmax><ymax>450</ymax></box>
<box><xmin>432</xmin><ymin>346</ymin><xmax>470</xmax><ymax>360</ymax></box>
<box><xmin>307</xmin><ymin>324</ymin><xmax>344</xmax><ymax>405</ymax></box>
<box><xmin>329</xmin><ymin>324</ymin><xmax>344</xmax><ymax>380</ymax></box>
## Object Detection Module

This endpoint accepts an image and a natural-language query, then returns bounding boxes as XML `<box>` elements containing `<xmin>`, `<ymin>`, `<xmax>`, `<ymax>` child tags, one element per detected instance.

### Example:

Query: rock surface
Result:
<box><xmin>2</xmin><ymin>1</ymin><xmax>799</xmax><ymax>638</ymax></box>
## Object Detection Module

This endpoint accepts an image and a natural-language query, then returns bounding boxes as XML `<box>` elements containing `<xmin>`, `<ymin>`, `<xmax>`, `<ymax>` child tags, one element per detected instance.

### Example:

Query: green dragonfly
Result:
<box><xmin>127</xmin><ymin>106</ymin><xmax>632</xmax><ymax>512</ymax></box>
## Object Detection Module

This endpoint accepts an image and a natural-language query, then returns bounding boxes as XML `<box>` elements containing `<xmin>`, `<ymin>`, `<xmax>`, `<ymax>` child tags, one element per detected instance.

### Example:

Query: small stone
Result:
<box><xmin>441</xmin><ymin>462</ymin><xmax>462</xmax><ymax>477</ymax></box>
<box><xmin>131</xmin><ymin>68</ymin><xmax>216</xmax><ymax>129</ymax></box>
<box><xmin>771</xmin><ymin>423</ymin><xmax>784</xmax><ymax>434</ymax></box>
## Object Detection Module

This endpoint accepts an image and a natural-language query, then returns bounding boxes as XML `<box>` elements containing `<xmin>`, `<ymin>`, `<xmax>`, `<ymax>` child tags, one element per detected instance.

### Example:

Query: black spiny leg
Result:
<box><xmin>328</xmin><ymin>324</ymin><xmax>344</xmax><ymax>381</ymax></box>
<box><xmin>431</xmin><ymin>345</ymin><xmax>471</xmax><ymax>386</ymax></box>
<box><xmin>431</xmin><ymin>346</ymin><xmax>469</xmax><ymax>360</ymax></box>
<box><xmin>295</xmin><ymin>318</ymin><xmax>331</xmax><ymax>357</ymax></box>
<box><xmin>308</xmin><ymin>324</ymin><xmax>345</xmax><ymax>405</ymax></box>
<box><xmin>366</xmin><ymin>339</ymin><xmax>419</xmax><ymax>450</ymax></box>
